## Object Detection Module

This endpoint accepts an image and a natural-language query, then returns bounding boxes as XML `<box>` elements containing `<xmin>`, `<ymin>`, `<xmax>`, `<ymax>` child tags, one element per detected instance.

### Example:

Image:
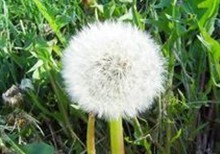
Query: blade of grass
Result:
<box><xmin>1</xmin><ymin>131</ymin><xmax>26</xmax><ymax>154</ymax></box>
<box><xmin>47</xmin><ymin>68</ymin><xmax>85</xmax><ymax>148</ymax></box>
<box><xmin>32</xmin><ymin>0</ymin><xmax>66</xmax><ymax>45</ymax></box>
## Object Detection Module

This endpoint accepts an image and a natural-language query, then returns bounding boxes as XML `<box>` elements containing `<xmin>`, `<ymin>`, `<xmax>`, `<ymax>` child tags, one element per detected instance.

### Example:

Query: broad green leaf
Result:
<box><xmin>22</xmin><ymin>142</ymin><xmax>54</xmax><ymax>154</ymax></box>
<box><xmin>198</xmin><ymin>0</ymin><xmax>219</xmax><ymax>33</ymax></box>
<box><xmin>198</xmin><ymin>28</ymin><xmax>220</xmax><ymax>87</ymax></box>
<box><xmin>185</xmin><ymin>0</ymin><xmax>219</xmax><ymax>33</ymax></box>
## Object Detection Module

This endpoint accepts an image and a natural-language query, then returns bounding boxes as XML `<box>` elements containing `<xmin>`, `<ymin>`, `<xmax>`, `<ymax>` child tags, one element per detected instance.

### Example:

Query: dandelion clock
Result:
<box><xmin>62</xmin><ymin>21</ymin><xmax>166</xmax><ymax>154</ymax></box>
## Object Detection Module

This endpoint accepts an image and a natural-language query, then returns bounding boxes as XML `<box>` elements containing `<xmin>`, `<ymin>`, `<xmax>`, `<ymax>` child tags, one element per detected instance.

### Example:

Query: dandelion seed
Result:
<box><xmin>62</xmin><ymin>21</ymin><xmax>166</xmax><ymax>120</ymax></box>
<box><xmin>19</xmin><ymin>78</ymin><xmax>34</xmax><ymax>91</ymax></box>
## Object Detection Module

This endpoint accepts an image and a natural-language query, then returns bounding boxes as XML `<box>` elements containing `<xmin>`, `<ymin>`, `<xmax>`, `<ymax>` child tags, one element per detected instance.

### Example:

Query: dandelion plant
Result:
<box><xmin>62</xmin><ymin>21</ymin><xmax>166</xmax><ymax>154</ymax></box>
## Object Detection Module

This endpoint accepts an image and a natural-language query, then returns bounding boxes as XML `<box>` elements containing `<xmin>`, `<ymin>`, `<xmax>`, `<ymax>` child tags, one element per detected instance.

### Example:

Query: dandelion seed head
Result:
<box><xmin>62</xmin><ymin>21</ymin><xmax>166</xmax><ymax>120</ymax></box>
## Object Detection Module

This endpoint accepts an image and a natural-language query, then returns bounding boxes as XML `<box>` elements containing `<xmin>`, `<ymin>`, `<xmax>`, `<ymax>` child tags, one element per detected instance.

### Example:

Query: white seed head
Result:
<box><xmin>62</xmin><ymin>21</ymin><xmax>166</xmax><ymax>120</ymax></box>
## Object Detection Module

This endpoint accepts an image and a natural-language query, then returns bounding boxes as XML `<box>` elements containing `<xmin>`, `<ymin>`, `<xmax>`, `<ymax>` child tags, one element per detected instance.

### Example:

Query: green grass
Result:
<box><xmin>0</xmin><ymin>0</ymin><xmax>220</xmax><ymax>153</ymax></box>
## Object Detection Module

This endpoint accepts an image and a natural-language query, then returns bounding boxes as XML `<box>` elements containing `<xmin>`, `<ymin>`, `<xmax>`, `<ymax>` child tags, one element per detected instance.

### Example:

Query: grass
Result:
<box><xmin>0</xmin><ymin>0</ymin><xmax>220</xmax><ymax>153</ymax></box>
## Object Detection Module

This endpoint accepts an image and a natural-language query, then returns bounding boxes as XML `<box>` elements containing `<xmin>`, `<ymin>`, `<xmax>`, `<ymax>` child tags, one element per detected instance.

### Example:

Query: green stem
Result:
<box><xmin>109</xmin><ymin>118</ymin><xmax>124</xmax><ymax>154</ymax></box>
<box><xmin>87</xmin><ymin>114</ymin><xmax>96</xmax><ymax>154</ymax></box>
